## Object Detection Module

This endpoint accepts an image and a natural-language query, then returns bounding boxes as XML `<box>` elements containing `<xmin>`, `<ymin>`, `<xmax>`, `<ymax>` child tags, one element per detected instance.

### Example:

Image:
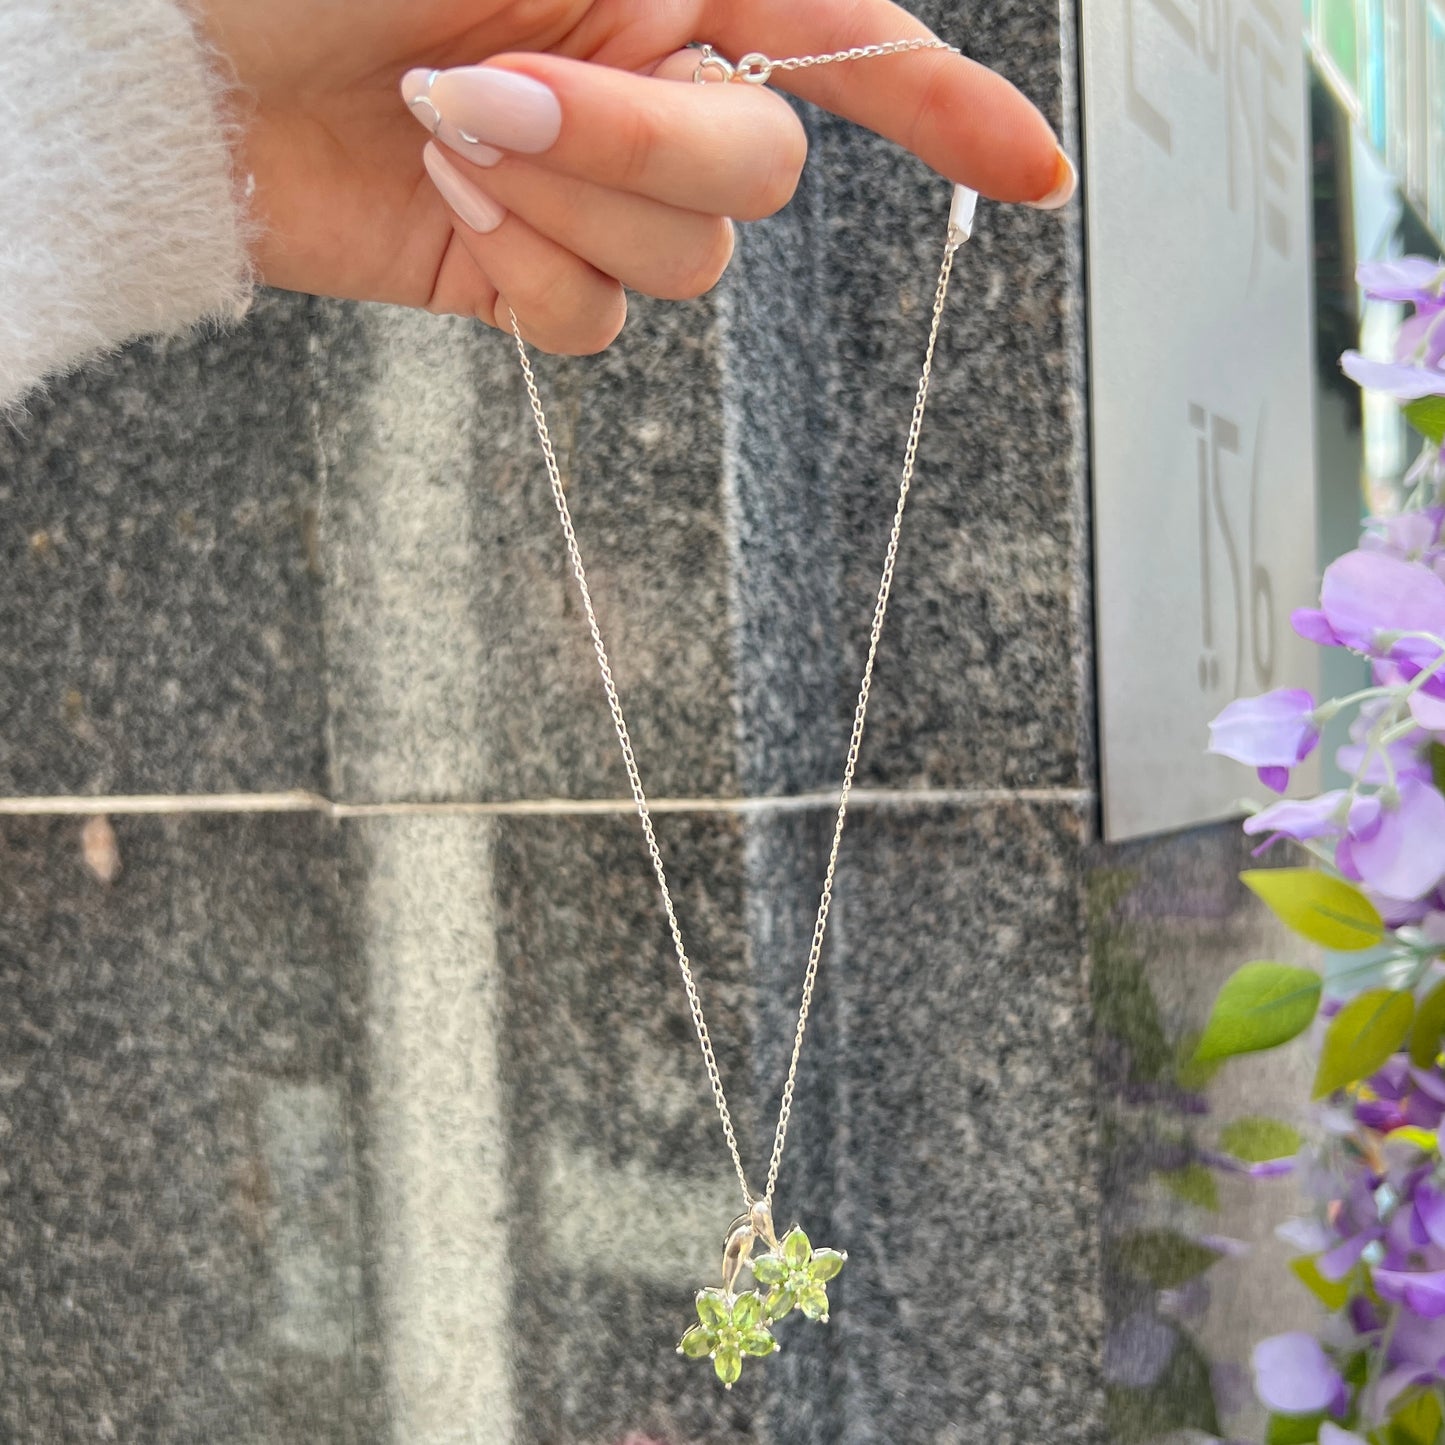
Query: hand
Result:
<box><xmin>195</xmin><ymin>0</ymin><xmax>1072</xmax><ymax>354</ymax></box>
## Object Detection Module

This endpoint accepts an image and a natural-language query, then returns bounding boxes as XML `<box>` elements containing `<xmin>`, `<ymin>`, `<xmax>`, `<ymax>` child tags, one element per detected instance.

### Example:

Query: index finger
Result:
<box><xmin>698</xmin><ymin>0</ymin><xmax>1072</xmax><ymax>207</ymax></box>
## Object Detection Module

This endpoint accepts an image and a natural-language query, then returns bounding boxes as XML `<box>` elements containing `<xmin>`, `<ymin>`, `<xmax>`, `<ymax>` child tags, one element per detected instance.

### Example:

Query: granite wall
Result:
<box><xmin>0</xmin><ymin>0</ymin><xmax>1127</xmax><ymax>1440</ymax></box>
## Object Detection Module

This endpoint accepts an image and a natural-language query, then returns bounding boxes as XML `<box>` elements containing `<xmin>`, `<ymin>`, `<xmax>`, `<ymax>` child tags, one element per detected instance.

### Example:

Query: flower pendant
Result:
<box><xmin>676</xmin><ymin>1198</ymin><xmax>847</xmax><ymax>1387</ymax></box>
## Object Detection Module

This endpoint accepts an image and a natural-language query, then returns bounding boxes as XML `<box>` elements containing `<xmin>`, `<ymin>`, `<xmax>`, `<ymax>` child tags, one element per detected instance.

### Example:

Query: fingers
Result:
<box><xmin>400</xmin><ymin>54</ymin><xmax>790</xmax><ymax>354</ymax></box>
<box><xmin>456</xmin><ymin>157</ymin><xmax>738</xmax><ymax>302</ymax></box>
<box><xmin>699</xmin><ymin>0</ymin><xmax>1071</xmax><ymax>207</ymax></box>
<box><xmin>421</xmin><ymin>142</ymin><xmax>627</xmax><ymax>355</ymax></box>
<box><xmin>403</xmin><ymin>54</ymin><xmax>807</xmax><ymax>220</ymax></box>
<box><xmin>421</xmin><ymin>133</ymin><xmax>736</xmax><ymax>324</ymax></box>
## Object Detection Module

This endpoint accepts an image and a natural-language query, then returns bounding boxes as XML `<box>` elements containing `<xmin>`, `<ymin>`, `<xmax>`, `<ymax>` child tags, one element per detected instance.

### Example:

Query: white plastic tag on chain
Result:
<box><xmin>949</xmin><ymin>184</ymin><xmax>979</xmax><ymax>241</ymax></box>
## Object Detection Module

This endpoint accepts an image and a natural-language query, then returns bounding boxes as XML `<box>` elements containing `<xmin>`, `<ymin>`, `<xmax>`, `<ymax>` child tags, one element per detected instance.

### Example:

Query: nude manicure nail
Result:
<box><xmin>400</xmin><ymin>67</ymin><xmax>503</xmax><ymax>167</ymax></box>
<box><xmin>1025</xmin><ymin>148</ymin><xmax>1078</xmax><ymax>211</ymax></box>
<box><xmin>423</xmin><ymin>143</ymin><xmax>506</xmax><ymax>234</ymax></box>
<box><xmin>430</xmin><ymin>67</ymin><xmax>563</xmax><ymax>156</ymax></box>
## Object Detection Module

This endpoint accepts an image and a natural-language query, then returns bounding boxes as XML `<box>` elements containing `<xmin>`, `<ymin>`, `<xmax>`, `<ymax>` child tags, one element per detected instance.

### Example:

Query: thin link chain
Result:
<box><xmin>508</xmin><ymin>330</ymin><xmax>753</xmax><ymax>1203</ymax></box>
<box><xmin>509</xmin><ymin>45</ymin><xmax>965</xmax><ymax>1213</ymax></box>
<box><xmin>761</xmin><ymin>235</ymin><xmax>960</xmax><ymax>1205</ymax></box>
<box><xmin>766</xmin><ymin>37</ymin><xmax>958</xmax><ymax>71</ymax></box>
<box><xmin>693</xmin><ymin>37</ymin><xmax>956</xmax><ymax>84</ymax></box>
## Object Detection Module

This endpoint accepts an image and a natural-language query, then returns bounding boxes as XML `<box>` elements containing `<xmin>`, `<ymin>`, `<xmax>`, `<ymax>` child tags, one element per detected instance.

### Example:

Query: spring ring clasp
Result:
<box><xmin>693</xmin><ymin>45</ymin><xmax>774</xmax><ymax>86</ymax></box>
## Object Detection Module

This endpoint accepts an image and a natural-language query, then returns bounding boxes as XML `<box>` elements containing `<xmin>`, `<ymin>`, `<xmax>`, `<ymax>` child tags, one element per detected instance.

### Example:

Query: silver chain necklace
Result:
<box><xmin>509</xmin><ymin>36</ymin><xmax>973</xmax><ymax>1388</ymax></box>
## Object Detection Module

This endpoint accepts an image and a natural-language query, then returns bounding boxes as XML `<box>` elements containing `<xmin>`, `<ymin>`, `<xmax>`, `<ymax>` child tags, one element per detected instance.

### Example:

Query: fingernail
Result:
<box><xmin>430</xmin><ymin>66</ymin><xmax>563</xmax><ymax>156</ymax></box>
<box><xmin>400</xmin><ymin>67</ymin><xmax>503</xmax><ymax>166</ymax></box>
<box><xmin>423</xmin><ymin>143</ymin><xmax>506</xmax><ymax>234</ymax></box>
<box><xmin>1025</xmin><ymin>147</ymin><xmax>1077</xmax><ymax>210</ymax></box>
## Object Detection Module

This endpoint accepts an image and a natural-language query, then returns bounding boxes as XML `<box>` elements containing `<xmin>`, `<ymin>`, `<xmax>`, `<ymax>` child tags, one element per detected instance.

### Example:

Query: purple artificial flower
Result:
<box><xmin>1320</xmin><ymin>550</ymin><xmax>1445</xmax><ymax>665</ymax></box>
<box><xmin>1335</xmin><ymin>736</ymin><xmax>1433</xmax><ymax>786</ymax></box>
<box><xmin>1209</xmin><ymin>688</ymin><xmax>1321</xmax><ymax>792</ymax></box>
<box><xmin>1411</xmin><ymin>685</ymin><xmax>1445</xmax><ymax>731</ymax></box>
<box><xmin>1341</xmin><ymin>352</ymin><xmax>1445</xmax><ymax>400</ymax></box>
<box><xmin>1348</xmin><ymin>778</ymin><xmax>1445</xmax><ymax>901</ymax></box>
<box><xmin>1386</xmin><ymin>1303</ymin><xmax>1445</xmax><ymax>1380</ymax></box>
<box><xmin>1411</xmin><ymin>1065</ymin><xmax>1445</xmax><ymax>1105</ymax></box>
<box><xmin>1361</xmin><ymin>508</ymin><xmax>1445</xmax><ymax>563</ymax></box>
<box><xmin>1356</xmin><ymin>256</ymin><xmax>1445</xmax><ymax>304</ymax></box>
<box><xmin>1372</xmin><ymin>1266</ymin><xmax>1445</xmax><ymax>1318</ymax></box>
<box><xmin>1320</xmin><ymin>1425</ymin><xmax>1369</xmax><ymax>1445</ymax></box>
<box><xmin>1318</xmin><ymin>1226</ymin><xmax>1384</xmax><ymax>1281</ymax></box>
<box><xmin>1396</xmin><ymin>308</ymin><xmax>1445</xmax><ymax>371</ymax></box>
<box><xmin>1294</xmin><ymin>607</ymin><xmax>1344</xmax><ymax>646</ymax></box>
<box><xmin>1252</xmin><ymin>1332</ymin><xmax>1348</xmax><ymax>1415</ymax></box>
<box><xmin>1372</xmin><ymin>656</ymin><xmax>1445</xmax><ymax>733</ymax></box>
<box><xmin>1243</xmin><ymin>790</ymin><xmax>1381</xmax><ymax>847</ymax></box>
<box><xmin>1414</xmin><ymin>1176</ymin><xmax>1445</xmax><ymax>1248</ymax></box>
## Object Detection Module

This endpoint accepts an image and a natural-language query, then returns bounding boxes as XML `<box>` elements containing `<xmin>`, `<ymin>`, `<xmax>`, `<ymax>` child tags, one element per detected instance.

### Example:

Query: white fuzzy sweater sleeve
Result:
<box><xmin>0</xmin><ymin>0</ymin><xmax>257</xmax><ymax>412</ymax></box>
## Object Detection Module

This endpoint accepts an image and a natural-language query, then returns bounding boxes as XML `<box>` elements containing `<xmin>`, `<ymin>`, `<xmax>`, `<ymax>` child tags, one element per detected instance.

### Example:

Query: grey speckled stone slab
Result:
<box><xmin>0</xmin><ymin>813</ymin><xmax>379</xmax><ymax>1445</ymax></box>
<box><xmin>345</xmin><ymin>799</ymin><xmax>1100</xmax><ymax>1445</ymax></box>
<box><xmin>0</xmin><ymin>292</ymin><xmax>329</xmax><ymax>797</ymax></box>
<box><xmin>314</xmin><ymin>293</ymin><xmax>743</xmax><ymax>805</ymax></box>
<box><xmin>826</xmin><ymin>801</ymin><xmax>1103</xmax><ymax>1445</ymax></box>
<box><xmin>807</xmin><ymin>0</ymin><xmax>1090</xmax><ymax>796</ymax></box>
<box><xmin>0</xmin><ymin>802</ymin><xmax>1100</xmax><ymax>1443</ymax></box>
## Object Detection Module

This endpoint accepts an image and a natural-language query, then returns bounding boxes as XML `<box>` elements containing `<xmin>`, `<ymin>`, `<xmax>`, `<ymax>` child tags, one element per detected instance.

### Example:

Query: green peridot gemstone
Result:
<box><xmin>810</xmin><ymin>1248</ymin><xmax>846</xmax><ymax>1283</ymax></box>
<box><xmin>782</xmin><ymin>1228</ymin><xmax>812</xmax><ymax>1269</ymax></box>
<box><xmin>741</xmin><ymin>1327</ymin><xmax>777</xmax><ymax>1357</ymax></box>
<box><xmin>696</xmin><ymin>1289</ymin><xmax>729</xmax><ymax>1329</ymax></box>
<box><xmin>764</xmin><ymin>1285</ymin><xmax>797</xmax><ymax>1320</ymax></box>
<box><xmin>714</xmin><ymin>1344</ymin><xmax>743</xmax><ymax>1387</ymax></box>
<box><xmin>731</xmin><ymin>1292</ymin><xmax>763</xmax><ymax>1331</ymax></box>
<box><xmin>797</xmin><ymin>1284</ymin><xmax>830</xmax><ymax>1321</ymax></box>
<box><xmin>751</xmin><ymin>1255</ymin><xmax>788</xmax><ymax>1286</ymax></box>
<box><xmin>679</xmin><ymin>1325</ymin><xmax>714</xmax><ymax>1359</ymax></box>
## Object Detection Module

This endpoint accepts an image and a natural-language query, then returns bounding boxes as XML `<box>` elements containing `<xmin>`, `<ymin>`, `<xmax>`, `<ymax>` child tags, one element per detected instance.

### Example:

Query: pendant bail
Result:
<box><xmin>748</xmin><ymin>1195</ymin><xmax>779</xmax><ymax>1250</ymax></box>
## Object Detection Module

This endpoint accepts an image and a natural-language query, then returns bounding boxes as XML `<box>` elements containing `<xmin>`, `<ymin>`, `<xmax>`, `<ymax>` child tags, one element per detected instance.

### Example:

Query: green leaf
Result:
<box><xmin>1088</xmin><ymin>872</ymin><xmax>1172</xmax><ymax>1083</ymax></box>
<box><xmin>1243</xmin><ymin>869</ymin><xmax>1385</xmax><ymax>951</ymax></box>
<box><xmin>1414</xmin><ymin>979</ymin><xmax>1445</xmax><ymax>1068</ymax></box>
<box><xmin>1266</xmin><ymin>1412</ymin><xmax>1325</xmax><ymax>1444</ymax></box>
<box><xmin>1115</xmin><ymin>1229</ymin><xmax>1223</xmax><ymax>1288</ymax></box>
<box><xmin>796</xmin><ymin>1284</ymin><xmax>830</xmax><ymax>1321</ymax></box>
<box><xmin>678</xmin><ymin>1324</ymin><xmax>714</xmax><ymax>1359</ymax></box>
<box><xmin>713</xmin><ymin>1344</ymin><xmax>742</xmax><ymax>1387</ymax></box>
<box><xmin>750</xmin><ymin>1255</ymin><xmax>787</xmax><ymax>1286</ymax></box>
<box><xmin>1173</xmin><ymin>1034</ymin><xmax>1226</xmax><ymax>1091</ymax></box>
<box><xmin>763</xmin><ymin>1286</ymin><xmax>796</xmax><ymax>1320</ymax></box>
<box><xmin>1430</xmin><ymin>742</ymin><xmax>1445</xmax><ymax>797</ymax></box>
<box><xmin>1405</xmin><ymin>395</ymin><xmax>1445</xmax><ymax>446</ymax></box>
<box><xmin>695</xmin><ymin>1289</ymin><xmax>729</xmax><ymax>1329</ymax></box>
<box><xmin>1220</xmin><ymin>1116</ymin><xmax>1303</xmax><ymax>1164</ymax></box>
<box><xmin>1193</xmin><ymin>963</ymin><xmax>1322</xmax><ymax>1063</ymax></box>
<box><xmin>782</xmin><ymin>1229</ymin><xmax>811</xmax><ymax>1269</ymax></box>
<box><xmin>739</xmin><ymin>1328</ymin><xmax>777</xmax><ymax>1358</ymax></box>
<box><xmin>1314</xmin><ymin>988</ymin><xmax>1415</xmax><ymax>1098</ymax></box>
<box><xmin>1104</xmin><ymin>1330</ymin><xmax>1220</xmax><ymax>1439</ymax></box>
<box><xmin>1290</xmin><ymin>1254</ymin><xmax>1351</xmax><ymax>1311</ymax></box>
<box><xmin>809</xmin><ymin>1248</ymin><xmax>846</xmax><ymax>1283</ymax></box>
<box><xmin>1094</xmin><ymin>937</ymin><xmax>1173</xmax><ymax>1082</ymax></box>
<box><xmin>1161</xmin><ymin>1163</ymin><xmax>1221</xmax><ymax>1211</ymax></box>
<box><xmin>1394</xmin><ymin>1126</ymin><xmax>1440</xmax><ymax>1153</ymax></box>
<box><xmin>1390</xmin><ymin>1386</ymin><xmax>1443</xmax><ymax>1445</ymax></box>
<box><xmin>731</xmin><ymin>1292</ymin><xmax>762</xmax><ymax>1331</ymax></box>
